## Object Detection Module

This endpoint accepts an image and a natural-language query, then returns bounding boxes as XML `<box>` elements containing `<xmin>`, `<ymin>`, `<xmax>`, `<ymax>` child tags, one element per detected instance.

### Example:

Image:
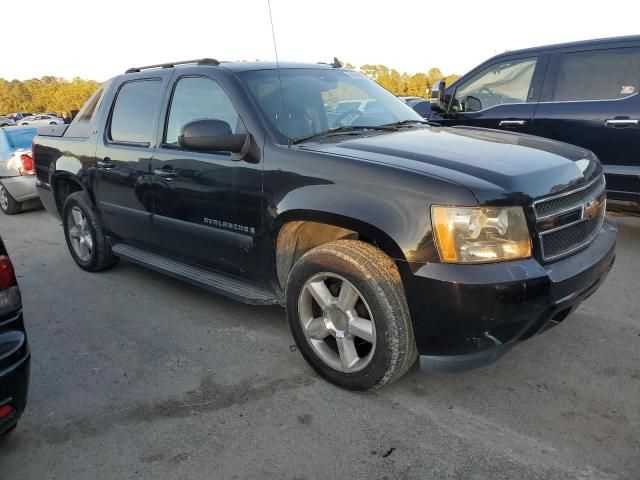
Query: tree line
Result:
<box><xmin>0</xmin><ymin>65</ymin><xmax>459</xmax><ymax>115</ymax></box>
<box><xmin>355</xmin><ymin>64</ymin><xmax>459</xmax><ymax>98</ymax></box>
<box><xmin>0</xmin><ymin>77</ymin><xmax>101</xmax><ymax>116</ymax></box>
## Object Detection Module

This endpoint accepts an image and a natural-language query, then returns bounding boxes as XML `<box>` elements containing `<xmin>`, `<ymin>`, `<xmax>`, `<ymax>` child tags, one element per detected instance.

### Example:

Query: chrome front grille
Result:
<box><xmin>534</xmin><ymin>176</ymin><xmax>605</xmax><ymax>218</ymax></box>
<box><xmin>534</xmin><ymin>176</ymin><xmax>606</xmax><ymax>262</ymax></box>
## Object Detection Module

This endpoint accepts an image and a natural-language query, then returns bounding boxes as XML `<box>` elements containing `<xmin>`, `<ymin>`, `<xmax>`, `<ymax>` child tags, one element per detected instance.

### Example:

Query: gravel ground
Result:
<box><xmin>0</xmin><ymin>209</ymin><xmax>638</xmax><ymax>479</ymax></box>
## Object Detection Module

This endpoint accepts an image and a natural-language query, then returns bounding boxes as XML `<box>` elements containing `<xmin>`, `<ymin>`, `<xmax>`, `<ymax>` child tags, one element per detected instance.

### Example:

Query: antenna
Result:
<box><xmin>267</xmin><ymin>0</ymin><xmax>290</xmax><ymax>147</ymax></box>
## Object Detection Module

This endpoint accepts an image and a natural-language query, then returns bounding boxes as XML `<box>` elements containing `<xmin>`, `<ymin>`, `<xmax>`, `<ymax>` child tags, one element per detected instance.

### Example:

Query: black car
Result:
<box><xmin>0</xmin><ymin>235</ymin><xmax>30</xmax><ymax>435</ymax></box>
<box><xmin>33</xmin><ymin>59</ymin><xmax>615</xmax><ymax>390</ymax></box>
<box><xmin>423</xmin><ymin>35</ymin><xmax>640</xmax><ymax>207</ymax></box>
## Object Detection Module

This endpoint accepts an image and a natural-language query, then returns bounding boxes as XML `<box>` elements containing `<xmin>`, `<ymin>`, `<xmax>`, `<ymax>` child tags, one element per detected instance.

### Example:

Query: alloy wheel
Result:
<box><xmin>298</xmin><ymin>272</ymin><xmax>376</xmax><ymax>373</ymax></box>
<box><xmin>0</xmin><ymin>185</ymin><xmax>8</xmax><ymax>211</ymax></box>
<box><xmin>67</xmin><ymin>206</ymin><xmax>93</xmax><ymax>261</ymax></box>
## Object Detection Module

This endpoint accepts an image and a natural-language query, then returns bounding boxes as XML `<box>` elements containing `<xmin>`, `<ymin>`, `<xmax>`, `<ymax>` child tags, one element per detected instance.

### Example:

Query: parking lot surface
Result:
<box><xmin>0</xmin><ymin>209</ymin><xmax>638</xmax><ymax>479</ymax></box>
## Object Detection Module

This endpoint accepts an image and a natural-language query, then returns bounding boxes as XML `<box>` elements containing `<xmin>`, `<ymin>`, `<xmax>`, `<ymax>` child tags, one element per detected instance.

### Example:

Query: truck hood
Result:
<box><xmin>301</xmin><ymin>126</ymin><xmax>602</xmax><ymax>204</ymax></box>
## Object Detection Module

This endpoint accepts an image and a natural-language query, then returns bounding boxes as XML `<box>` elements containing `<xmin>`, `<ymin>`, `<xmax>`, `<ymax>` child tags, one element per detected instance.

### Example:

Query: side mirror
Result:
<box><xmin>465</xmin><ymin>95</ymin><xmax>482</xmax><ymax>112</ymax></box>
<box><xmin>178</xmin><ymin>119</ymin><xmax>249</xmax><ymax>157</ymax></box>
<box><xmin>430</xmin><ymin>80</ymin><xmax>446</xmax><ymax>112</ymax></box>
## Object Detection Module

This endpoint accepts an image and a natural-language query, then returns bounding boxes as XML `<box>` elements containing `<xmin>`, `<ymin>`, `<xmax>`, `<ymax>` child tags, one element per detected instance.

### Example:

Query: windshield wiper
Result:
<box><xmin>382</xmin><ymin>119</ymin><xmax>437</xmax><ymax>127</ymax></box>
<box><xmin>292</xmin><ymin>125</ymin><xmax>397</xmax><ymax>145</ymax></box>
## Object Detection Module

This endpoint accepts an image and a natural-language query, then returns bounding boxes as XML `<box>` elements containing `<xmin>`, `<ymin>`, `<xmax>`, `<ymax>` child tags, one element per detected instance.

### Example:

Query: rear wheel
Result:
<box><xmin>63</xmin><ymin>191</ymin><xmax>119</xmax><ymax>271</ymax></box>
<box><xmin>286</xmin><ymin>240</ymin><xmax>416</xmax><ymax>390</ymax></box>
<box><xmin>0</xmin><ymin>183</ymin><xmax>22</xmax><ymax>215</ymax></box>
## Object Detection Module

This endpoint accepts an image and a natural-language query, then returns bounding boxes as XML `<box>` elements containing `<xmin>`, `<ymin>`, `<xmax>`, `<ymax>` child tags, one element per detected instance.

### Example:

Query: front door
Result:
<box><xmin>151</xmin><ymin>74</ymin><xmax>263</xmax><ymax>277</ymax></box>
<box><xmin>434</xmin><ymin>55</ymin><xmax>548</xmax><ymax>134</ymax></box>
<box><xmin>95</xmin><ymin>75</ymin><xmax>169</xmax><ymax>249</ymax></box>
<box><xmin>532</xmin><ymin>45</ymin><xmax>640</xmax><ymax>200</ymax></box>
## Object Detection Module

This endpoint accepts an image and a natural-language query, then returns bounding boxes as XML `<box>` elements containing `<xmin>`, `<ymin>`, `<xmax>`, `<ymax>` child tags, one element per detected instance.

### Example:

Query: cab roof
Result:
<box><xmin>491</xmin><ymin>34</ymin><xmax>640</xmax><ymax>59</ymax></box>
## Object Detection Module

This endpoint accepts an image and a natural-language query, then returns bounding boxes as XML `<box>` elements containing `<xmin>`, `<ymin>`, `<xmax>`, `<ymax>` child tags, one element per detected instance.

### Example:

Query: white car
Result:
<box><xmin>19</xmin><ymin>114</ymin><xmax>65</xmax><ymax>126</ymax></box>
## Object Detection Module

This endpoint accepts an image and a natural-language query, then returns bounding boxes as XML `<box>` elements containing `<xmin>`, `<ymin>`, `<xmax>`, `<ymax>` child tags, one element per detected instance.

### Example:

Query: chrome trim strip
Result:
<box><xmin>446</xmin><ymin>92</ymin><xmax>638</xmax><ymax>116</ymax></box>
<box><xmin>604</xmin><ymin>119</ymin><xmax>639</xmax><ymax>126</ymax></box>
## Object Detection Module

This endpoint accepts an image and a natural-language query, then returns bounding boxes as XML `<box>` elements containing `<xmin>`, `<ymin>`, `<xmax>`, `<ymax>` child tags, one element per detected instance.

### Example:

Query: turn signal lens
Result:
<box><xmin>432</xmin><ymin>206</ymin><xmax>532</xmax><ymax>264</ymax></box>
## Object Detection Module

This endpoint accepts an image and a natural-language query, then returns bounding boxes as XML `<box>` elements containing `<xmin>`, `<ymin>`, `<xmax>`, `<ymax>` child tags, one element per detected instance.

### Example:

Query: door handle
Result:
<box><xmin>499</xmin><ymin>120</ymin><xmax>526</xmax><ymax>127</ymax></box>
<box><xmin>154</xmin><ymin>168</ymin><xmax>177</xmax><ymax>180</ymax></box>
<box><xmin>604</xmin><ymin>119</ymin><xmax>639</xmax><ymax>126</ymax></box>
<box><xmin>97</xmin><ymin>158</ymin><xmax>114</xmax><ymax>169</ymax></box>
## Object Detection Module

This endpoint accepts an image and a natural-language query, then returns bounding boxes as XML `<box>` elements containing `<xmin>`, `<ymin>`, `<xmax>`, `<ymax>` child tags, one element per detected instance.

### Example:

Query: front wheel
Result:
<box><xmin>286</xmin><ymin>240</ymin><xmax>416</xmax><ymax>390</ymax></box>
<box><xmin>62</xmin><ymin>191</ymin><xmax>119</xmax><ymax>272</ymax></box>
<box><xmin>0</xmin><ymin>183</ymin><xmax>22</xmax><ymax>215</ymax></box>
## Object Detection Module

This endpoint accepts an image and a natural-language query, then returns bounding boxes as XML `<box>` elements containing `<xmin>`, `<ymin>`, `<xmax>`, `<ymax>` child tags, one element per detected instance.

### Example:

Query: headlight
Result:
<box><xmin>431</xmin><ymin>206</ymin><xmax>531</xmax><ymax>263</ymax></box>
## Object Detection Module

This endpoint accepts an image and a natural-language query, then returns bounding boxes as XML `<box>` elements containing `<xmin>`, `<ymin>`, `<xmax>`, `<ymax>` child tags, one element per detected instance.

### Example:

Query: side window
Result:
<box><xmin>165</xmin><ymin>77</ymin><xmax>240</xmax><ymax>146</ymax></box>
<box><xmin>65</xmin><ymin>87</ymin><xmax>106</xmax><ymax>137</ymax></box>
<box><xmin>553</xmin><ymin>47</ymin><xmax>640</xmax><ymax>102</ymax></box>
<box><xmin>109</xmin><ymin>79</ymin><xmax>163</xmax><ymax>145</ymax></box>
<box><xmin>452</xmin><ymin>57</ymin><xmax>538</xmax><ymax>112</ymax></box>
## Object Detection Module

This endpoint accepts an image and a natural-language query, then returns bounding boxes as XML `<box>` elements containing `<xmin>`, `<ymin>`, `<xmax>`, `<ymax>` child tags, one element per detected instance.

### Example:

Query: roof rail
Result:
<box><xmin>125</xmin><ymin>58</ymin><xmax>220</xmax><ymax>74</ymax></box>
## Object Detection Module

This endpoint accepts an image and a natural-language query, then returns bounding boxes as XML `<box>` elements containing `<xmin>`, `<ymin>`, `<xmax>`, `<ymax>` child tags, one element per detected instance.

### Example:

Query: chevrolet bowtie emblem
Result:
<box><xmin>584</xmin><ymin>199</ymin><xmax>601</xmax><ymax>219</ymax></box>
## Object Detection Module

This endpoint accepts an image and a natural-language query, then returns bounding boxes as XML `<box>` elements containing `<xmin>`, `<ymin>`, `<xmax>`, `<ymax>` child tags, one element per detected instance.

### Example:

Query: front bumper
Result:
<box><xmin>1</xmin><ymin>175</ymin><xmax>39</xmax><ymax>203</ymax></box>
<box><xmin>403</xmin><ymin>219</ymin><xmax>617</xmax><ymax>373</ymax></box>
<box><xmin>0</xmin><ymin>310</ymin><xmax>30</xmax><ymax>434</ymax></box>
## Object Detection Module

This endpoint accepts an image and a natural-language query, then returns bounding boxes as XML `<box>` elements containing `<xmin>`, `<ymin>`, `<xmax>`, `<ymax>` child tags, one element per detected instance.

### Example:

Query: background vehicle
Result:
<box><xmin>0</xmin><ymin>116</ymin><xmax>15</xmax><ymax>127</ymax></box>
<box><xmin>19</xmin><ymin>114</ymin><xmax>65</xmax><ymax>126</ymax></box>
<box><xmin>0</xmin><ymin>126</ymin><xmax>41</xmax><ymax>215</ymax></box>
<box><xmin>33</xmin><ymin>59</ymin><xmax>615</xmax><ymax>390</ymax></box>
<box><xmin>8</xmin><ymin>113</ymin><xmax>33</xmax><ymax>123</ymax></box>
<box><xmin>0</xmin><ymin>235</ymin><xmax>30</xmax><ymax>436</ymax></box>
<box><xmin>425</xmin><ymin>35</ymin><xmax>640</xmax><ymax>207</ymax></box>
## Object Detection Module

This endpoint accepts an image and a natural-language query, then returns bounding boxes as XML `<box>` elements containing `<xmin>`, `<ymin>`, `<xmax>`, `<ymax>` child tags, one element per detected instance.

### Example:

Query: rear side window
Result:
<box><xmin>109</xmin><ymin>79</ymin><xmax>163</xmax><ymax>145</ymax></box>
<box><xmin>64</xmin><ymin>87</ymin><xmax>105</xmax><ymax>137</ymax></box>
<box><xmin>553</xmin><ymin>47</ymin><xmax>640</xmax><ymax>101</ymax></box>
<box><xmin>165</xmin><ymin>76</ymin><xmax>239</xmax><ymax>145</ymax></box>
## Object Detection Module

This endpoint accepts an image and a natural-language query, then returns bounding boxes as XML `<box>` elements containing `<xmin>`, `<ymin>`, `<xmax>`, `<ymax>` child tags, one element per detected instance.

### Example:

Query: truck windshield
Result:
<box><xmin>6</xmin><ymin>128</ymin><xmax>37</xmax><ymax>149</ymax></box>
<box><xmin>239</xmin><ymin>68</ymin><xmax>424</xmax><ymax>143</ymax></box>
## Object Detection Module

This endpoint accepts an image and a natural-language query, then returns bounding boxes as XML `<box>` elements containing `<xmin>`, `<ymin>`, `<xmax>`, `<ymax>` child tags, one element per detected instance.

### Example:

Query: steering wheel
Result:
<box><xmin>479</xmin><ymin>87</ymin><xmax>496</xmax><ymax>97</ymax></box>
<box><xmin>332</xmin><ymin>108</ymin><xmax>364</xmax><ymax>127</ymax></box>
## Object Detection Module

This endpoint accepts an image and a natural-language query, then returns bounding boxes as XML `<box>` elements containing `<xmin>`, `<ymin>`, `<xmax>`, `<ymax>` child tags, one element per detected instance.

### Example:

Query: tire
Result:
<box><xmin>62</xmin><ymin>191</ymin><xmax>119</xmax><ymax>272</ymax></box>
<box><xmin>0</xmin><ymin>183</ymin><xmax>22</xmax><ymax>215</ymax></box>
<box><xmin>286</xmin><ymin>240</ymin><xmax>417</xmax><ymax>390</ymax></box>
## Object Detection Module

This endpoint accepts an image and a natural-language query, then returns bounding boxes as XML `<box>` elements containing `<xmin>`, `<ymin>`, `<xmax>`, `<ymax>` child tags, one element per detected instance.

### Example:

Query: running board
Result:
<box><xmin>111</xmin><ymin>243</ymin><xmax>279</xmax><ymax>305</ymax></box>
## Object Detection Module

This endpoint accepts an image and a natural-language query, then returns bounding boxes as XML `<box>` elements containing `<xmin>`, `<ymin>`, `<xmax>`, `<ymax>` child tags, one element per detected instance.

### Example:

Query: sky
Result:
<box><xmin>3</xmin><ymin>0</ymin><xmax>640</xmax><ymax>81</ymax></box>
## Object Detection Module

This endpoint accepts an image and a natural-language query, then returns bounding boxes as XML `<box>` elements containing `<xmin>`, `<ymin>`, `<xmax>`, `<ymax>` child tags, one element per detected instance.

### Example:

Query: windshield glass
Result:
<box><xmin>239</xmin><ymin>68</ymin><xmax>424</xmax><ymax>142</ymax></box>
<box><xmin>6</xmin><ymin>127</ymin><xmax>37</xmax><ymax>150</ymax></box>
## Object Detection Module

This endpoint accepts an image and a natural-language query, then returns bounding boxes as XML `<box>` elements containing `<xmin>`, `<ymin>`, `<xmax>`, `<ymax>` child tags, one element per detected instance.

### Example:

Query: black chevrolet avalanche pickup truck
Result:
<box><xmin>425</xmin><ymin>35</ymin><xmax>640</xmax><ymax>208</ymax></box>
<box><xmin>33</xmin><ymin>59</ymin><xmax>616</xmax><ymax>390</ymax></box>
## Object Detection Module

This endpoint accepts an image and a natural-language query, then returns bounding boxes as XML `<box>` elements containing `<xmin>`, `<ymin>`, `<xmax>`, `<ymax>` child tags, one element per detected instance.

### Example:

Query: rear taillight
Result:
<box><xmin>18</xmin><ymin>154</ymin><xmax>34</xmax><ymax>176</ymax></box>
<box><xmin>0</xmin><ymin>404</ymin><xmax>14</xmax><ymax>419</ymax></box>
<box><xmin>0</xmin><ymin>256</ymin><xmax>16</xmax><ymax>290</ymax></box>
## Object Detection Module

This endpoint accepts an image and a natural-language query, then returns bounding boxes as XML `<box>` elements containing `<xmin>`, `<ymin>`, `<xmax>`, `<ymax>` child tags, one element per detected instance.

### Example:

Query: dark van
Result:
<box><xmin>425</xmin><ymin>35</ymin><xmax>640</xmax><ymax>207</ymax></box>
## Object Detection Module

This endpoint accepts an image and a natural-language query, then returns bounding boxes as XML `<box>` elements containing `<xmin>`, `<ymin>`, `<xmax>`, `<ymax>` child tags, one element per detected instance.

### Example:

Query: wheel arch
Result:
<box><xmin>271</xmin><ymin>210</ymin><xmax>408</xmax><ymax>290</ymax></box>
<box><xmin>51</xmin><ymin>172</ymin><xmax>95</xmax><ymax>217</ymax></box>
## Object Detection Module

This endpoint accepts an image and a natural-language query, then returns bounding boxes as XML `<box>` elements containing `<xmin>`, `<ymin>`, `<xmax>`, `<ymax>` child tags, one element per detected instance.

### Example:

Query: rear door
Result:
<box><xmin>532</xmin><ymin>44</ymin><xmax>640</xmax><ymax>200</ymax></box>
<box><xmin>434</xmin><ymin>54</ymin><xmax>548</xmax><ymax>133</ymax></box>
<box><xmin>150</xmin><ymin>72</ymin><xmax>263</xmax><ymax>277</ymax></box>
<box><xmin>94</xmin><ymin>73</ymin><xmax>170</xmax><ymax>248</ymax></box>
